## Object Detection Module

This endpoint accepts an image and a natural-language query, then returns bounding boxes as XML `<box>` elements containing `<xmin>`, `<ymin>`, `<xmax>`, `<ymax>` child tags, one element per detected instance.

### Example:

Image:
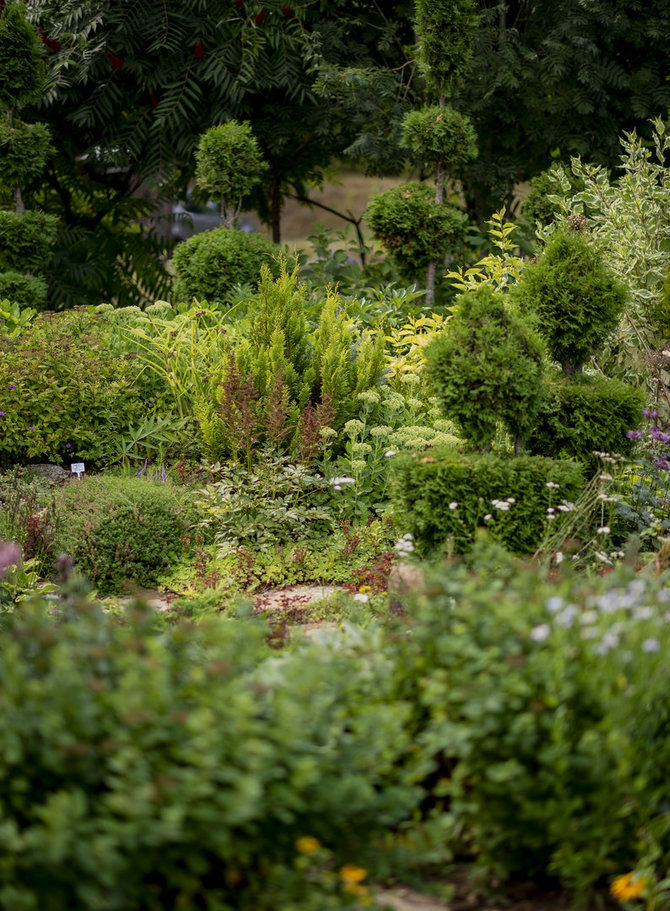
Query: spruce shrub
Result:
<box><xmin>172</xmin><ymin>227</ymin><xmax>281</xmax><ymax>304</ymax></box>
<box><xmin>425</xmin><ymin>286</ymin><xmax>545</xmax><ymax>451</ymax></box>
<box><xmin>52</xmin><ymin>476</ymin><xmax>193</xmax><ymax>593</ymax></box>
<box><xmin>511</xmin><ymin>228</ymin><xmax>628</xmax><ymax>375</ymax></box>
<box><xmin>527</xmin><ymin>373</ymin><xmax>645</xmax><ymax>470</ymax></box>
<box><xmin>0</xmin><ymin>271</ymin><xmax>46</xmax><ymax>308</ymax></box>
<box><xmin>0</xmin><ymin>209</ymin><xmax>58</xmax><ymax>272</ymax></box>
<box><xmin>394</xmin><ymin>449</ymin><xmax>584</xmax><ymax>553</ymax></box>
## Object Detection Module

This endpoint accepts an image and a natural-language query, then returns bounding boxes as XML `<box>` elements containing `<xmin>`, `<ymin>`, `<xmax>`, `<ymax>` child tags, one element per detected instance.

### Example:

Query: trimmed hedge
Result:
<box><xmin>527</xmin><ymin>373</ymin><xmax>645</xmax><ymax>471</ymax></box>
<box><xmin>394</xmin><ymin>449</ymin><xmax>584</xmax><ymax>553</ymax></box>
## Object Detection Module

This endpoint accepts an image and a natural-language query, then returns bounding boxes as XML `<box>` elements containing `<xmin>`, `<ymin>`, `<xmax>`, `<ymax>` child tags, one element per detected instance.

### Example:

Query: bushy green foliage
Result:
<box><xmin>403</xmin><ymin>557</ymin><xmax>670</xmax><ymax>895</ymax></box>
<box><xmin>0</xmin><ymin>585</ymin><xmax>420</xmax><ymax>910</ymax></box>
<box><xmin>0</xmin><ymin>120</ymin><xmax>52</xmax><ymax>192</ymax></box>
<box><xmin>0</xmin><ymin>272</ymin><xmax>46</xmax><ymax>309</ymax></box>
<box><xmin>522</xmin><ymin>165</ymin><xmax>569</xmax><ymax>227</ymax></box>
<box><xmin>0</xmin><ymin>209</ymin><xmax>58</xmax><ymax>272</ymax></box>
<box><xmin>0</xmin><ymin>310</ymin><xmax>153</xmax><ymax>467</ymax></box>
<box><xmin>172</xmin><ymin>227</ymin><xmax>281</xmax><ymax>305</ymax></box>
<box><xmin>394</xmin><ymin>449</ymin><xmax>584</xmax><ymax>553</ymax></box>
<box><xmin>0</xmin><ymin>2</ymin><xmax>45</xmax><ymax>109</ymax></box>
<box><xmin>528</xmin><ymin>373</ymin><xmax>645</xmax><ymax>470</ymax></box>
<box><xmin>414</xmin><ymin>0</ymin><xmax>479</xmax><ymax>94</ymax></box>
<box><xmin>52</xmin><ymin>476</ymin><xmax>193</xmax><ymax>594</ymax></box>
<box><xmin>365</xmin><ymin>183</ymin><xmax>466</xmax><ymax>280</ymax></box>
<box><xmin>195</xmin><ymin>121</ymin><xmax>268</xmax><ymax>226</ymax></box>
<box><xmin>425</xmin><ymin>286</ymin><xmax>545</xmax><ymax>451</ymax></box>
<box><xmin>195</xmin><ymin>455</ymin><xmax>334</xmax><ymax>552</ymax></box>
<box><xmin>512</xmin><ymin>228</ymin><xmax>628</xmax><ymax>375</ymax></box>
<box><xmin>401</xmin><ymin>104</ymin><xmax>477</xmax><ymax>171</ymax></box>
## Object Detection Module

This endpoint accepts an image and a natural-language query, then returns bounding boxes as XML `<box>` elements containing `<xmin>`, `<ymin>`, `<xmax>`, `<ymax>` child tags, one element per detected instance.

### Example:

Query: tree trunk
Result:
<box><xmin>425</xmin><ymin>261</ymin><xmax>436</xmax><ymax>306</ymax></box>
<box><xmin>271</xmin><ymin>177</ymin><xmax>281</xmax><ymax>244</ymax></box>
<box><xmin>14</xmin><ymin>187</ymin><xmax>24</xmax><ymax>216</ymax></box>
<box><xmin>424</xmin><ymin>93</ymin><xmax>447</xmax><ymax>306</ymax></box>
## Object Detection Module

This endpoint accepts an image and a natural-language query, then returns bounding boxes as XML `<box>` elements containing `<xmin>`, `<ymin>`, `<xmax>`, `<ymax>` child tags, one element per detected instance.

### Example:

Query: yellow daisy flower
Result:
<box><xmin>610</xmin><ymin>872</ymin><xmax>647</xmax><ymax>902</ymax></box>
<box><xmin>295</xmin><ymin>836</ymin><xmax>321</xmax><ymax>855</ymax></box>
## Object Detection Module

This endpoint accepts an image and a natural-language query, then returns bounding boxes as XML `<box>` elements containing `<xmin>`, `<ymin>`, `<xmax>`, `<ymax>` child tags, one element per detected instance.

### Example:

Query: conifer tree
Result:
<box><xmin>0</xmin><ymin>2</ymin><xmax>56</xmax><ymax>308</ymax></box>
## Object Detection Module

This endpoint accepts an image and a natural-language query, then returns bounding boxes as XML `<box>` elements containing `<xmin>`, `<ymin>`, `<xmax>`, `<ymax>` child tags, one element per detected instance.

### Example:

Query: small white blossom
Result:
<box><xmin>633</xmin><ymin>606</ymin><xmax>654</xmax><ymax>620</ymax></box>
<box><xmin>330</xmin><ymin>476</ymin><xmax>355</xmax><ymax>486</ymax></box>
<box><xmin>483</xmin><ymin>513</ymin><xmax>492</xmax><ymax>522</ymax></box>
<box><xmin>448</xmin><ymin>502</ymin><xmax>458</xmax><ymax>510</ymax></box>
<box><xmin>553</xmin><ymin>551</ymin><xmax>564</xmax><ymax>565</ymax></box>
<box><xmin>530</xmin><ymin>624</ymin><xmax>551</xmax><ymax>642</ymax></box>
<box><xmin>506</xmin><ymin>497</ymin><xmax>515</xmax><ymax>504</ymax></box>
<box><xmin>545</xmin><ymin>481</ymin><xmax>560</xmax><ymax>490</ymax></box>
<box><xmin>384</xmin><ymin>449</ymin><xmax>397</xmax><ymax>458</ymax></box>
<box><xmin>580</xmin><ymin>610</ymin><xmax>598</xmax><ymax>625</ymax></box>
<box><xmin>642</xmin><ymin>638</ymin><xmax>661</xmax><ymax>654</ymax></box>
<box><xmin>547</xmin><ymin>507</ymin><xmax>555</xmax><ymax>514</ymax></box>
<box><xmin>581</xmin><ymin>626</ymin><xmax>599</xmax><ymax>640</ymax></box>
<box><xmin>546</xmin><ymin>596</ymin><xmax>564</xmax><ymax>612</ymax></box>
<box><xmin>556</xmin><ymin>606</ymin><xmax>577</xmax><ymax>628</ymax></box>
<box><xmin>597</xmin><ymin>526</ymin><xmax>611</xmax><ymax>535</ymax></box>
<box><xmin>595</xmin><ymin>551</ymin><xmax>612</xmax><ymax>564</ymax></box>
<box><xmin>353</xmin><ymin>593</ymin><xmax>370</xmax><ymax>603</ymax></box>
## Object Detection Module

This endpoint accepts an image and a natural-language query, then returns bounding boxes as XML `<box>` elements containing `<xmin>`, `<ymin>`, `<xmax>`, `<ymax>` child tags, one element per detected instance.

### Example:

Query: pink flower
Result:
<box><xmin>0</xmin><ymin>541</ymin><xmax>21</xmax><ymax>579</ymax></box>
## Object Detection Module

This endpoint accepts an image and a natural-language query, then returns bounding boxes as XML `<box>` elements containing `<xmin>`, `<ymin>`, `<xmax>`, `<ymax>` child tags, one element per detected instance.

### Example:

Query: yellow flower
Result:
<box><xmin>610</xmin><ymin>872</ymin><xmax>647</xmax><ymax>902</ymax></box>
<box><xmin>340</xmin><ymin>865</ymin><xmax>367</xmax><ymax>885</ymax></box>
<box><xmin>358</xmin><ymin>586</ymin><xmax>371</xmax><ymax>593</ymax></box>
<box><xmin>295</xmin><ymin>836</ymin><xmax>321</xmax><ymax>855</ymax></box>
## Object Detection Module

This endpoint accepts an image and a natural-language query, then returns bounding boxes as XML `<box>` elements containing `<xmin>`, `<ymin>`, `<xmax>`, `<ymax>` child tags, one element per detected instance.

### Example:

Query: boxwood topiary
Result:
<box><xmin>172</xmin><ymin>227</ymin><xmax>281</xmax><ymax>304</ymax></box>
<box><xmin>394</xmin><ymin>448</ymin><xmax>584</xmax><ymax>554</ymax></box>
<box><xmin>52</xmin><ymin>476</ymin><xmax>194</xmax><ymax>593</ymax></box>
<box><xmin>527</xmin><ymin>372</ymin><xmax>645</xmax><ymax>471</ymax></box>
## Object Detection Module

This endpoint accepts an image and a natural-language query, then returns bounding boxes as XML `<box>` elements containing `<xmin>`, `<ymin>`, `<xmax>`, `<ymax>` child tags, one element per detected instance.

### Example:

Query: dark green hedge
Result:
<box><xmin>394</xmin><ymin>449</ymin><xmax>585</xmax><ymax>553</ymax></box>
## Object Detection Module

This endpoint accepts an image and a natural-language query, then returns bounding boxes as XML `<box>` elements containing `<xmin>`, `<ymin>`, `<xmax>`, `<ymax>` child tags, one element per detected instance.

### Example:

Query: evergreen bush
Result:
<box><xmin>425</xmin><ymin>286</ymin><xmax>545</xmax><ymax>451</ymax></box>
<box><xmin>401</xmin><ymin>105</ymin><xmax>477</xmax><ymax>171</ymax></box>
<box><xmin>172</xmin><ymin>227</ymin><xmax>281</xmax><ymax>304</ymax></box>
<box><xmin>52</xmin><ymin>476</ymin><xmax>193</xmax><ymax>593</ymax></box>
<box><xmin>394</xmin><ymin>449</ymin><xmax>584</xmax><ymax>554</ymax></box>
<box><xmin>511</xmin><ymin>228</ymin><xmax>628</xmax><ymax>375</ymax></box>
<box><xmin>527</xmin><ymin>373</ymin><xmax>645</xmax><ymax>470</ymax></box>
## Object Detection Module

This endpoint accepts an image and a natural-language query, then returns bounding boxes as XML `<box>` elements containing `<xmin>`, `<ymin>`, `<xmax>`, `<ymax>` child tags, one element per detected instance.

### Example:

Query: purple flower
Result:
<box><xmin>66</xmin><ymin>443</ymin><xmax>71</xmax><ymax>449</ymax></box>
<box><xmin>29</xmin><ymin>426</ymin><xmax>35</xmax><ymax>431</ymax></box>
<box><xmin>651</xmin><ymin>429</ymin><xmax>669</xmax><ymax>442</ymax></box>
<box><xmin>656</xmin><ymin>457</ymin><xmax>670</xmax><ymax>471</ymax></box>
<box><xmin>8</xmin><ymin>384</ymin><xmax>14</xmax><ymax>390</ymax></box>
<box><xmin>627</xmin><ymin>429</ymin><xmax>642</xmax><ymax>440</ymax></box>
<box><xmin>643</xmin><ymin>408</ymin><xmax>659</xmax><ymax>419</ymax></box>
<box><xmin>0</xmin><ymin>412</ymin><xmax>4</xmax><ymax>417</ymax></box>
<box><xmin>0</xmin><ymin>541</ymin><xmax>21</xmax><ymax>579</ymax></box>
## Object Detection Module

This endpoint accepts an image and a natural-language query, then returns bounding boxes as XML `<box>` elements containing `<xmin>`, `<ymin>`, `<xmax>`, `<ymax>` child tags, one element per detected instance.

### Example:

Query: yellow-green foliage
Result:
<box><xmin>446</xmin><ymin>208</ymin><xmax>524</xmax><ymax>293</ymax></box>
<box><xmin>384</xmin><ymin>312</ymin><xmax>450</xmax><ymax>386</ymax></box>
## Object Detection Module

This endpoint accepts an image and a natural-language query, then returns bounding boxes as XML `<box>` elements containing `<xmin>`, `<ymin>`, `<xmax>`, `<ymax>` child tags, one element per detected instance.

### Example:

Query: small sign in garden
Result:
<box><xmin>70</xmin><ymin>462</ymin><xmax>85</xmax><ymax>479</ymax></box>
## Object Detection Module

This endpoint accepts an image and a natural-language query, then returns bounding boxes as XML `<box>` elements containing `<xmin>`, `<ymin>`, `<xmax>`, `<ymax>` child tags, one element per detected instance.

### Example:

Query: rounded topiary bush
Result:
<box><xmin>425</xmin><ymin>285</ymin><xmax>545</xmax><ymax>451</ymax></box>
<box><xmin>172</xmin><ymin>228</ymin><xmax>281</xmax><ymax>304</ymax></box>
<box><xmin>52</xmin><ymin>476</ymin><xmax>194</xmax><ymax>593</ymax></box>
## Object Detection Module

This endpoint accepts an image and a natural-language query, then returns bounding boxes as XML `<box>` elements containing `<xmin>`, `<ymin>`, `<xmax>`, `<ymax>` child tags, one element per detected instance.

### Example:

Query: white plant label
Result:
<box><xmin>70</xmin><ymin>462</ymin><xmax>85</xmax><ymax>479</ymax></box>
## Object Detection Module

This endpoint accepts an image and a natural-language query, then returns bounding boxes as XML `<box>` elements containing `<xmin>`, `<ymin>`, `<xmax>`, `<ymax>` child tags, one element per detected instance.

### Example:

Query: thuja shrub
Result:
<box><xmin>425</xmin><ymin>286</ymin><xmax>545</xmax><ymax>451</ymax></box>
<box><xmin>527</xmin><ymin>373</ymin><xmax>645</xmax><ymax>471</ymax></box>
<box><xmin>0</xmin><ymin>310</ymin><xmax>152</xmax><ymax>467</ymax></box>
<box><xmin>511</xmin><ymin>228</ymin><xmax>628</xmax><ymax>375</ymax></box>
<box><xmin>401</xmin><ymin>557</ymin><xmax>670</xmax><ymax>897</ymax></box>
<box><xmin>365</xmin><ymin>182</ymin><xmax>466</xmax><ymax>281</ymax></box>
<box><xmin>52</xmin><ymin>476</ymin><xmax>194</xmax><ymax>594</ymax></box>
<box><xmin>394</xmin><ymin>449</ymin><xmax>584</xmax><ymax>554</ymax></box>
<box><xmin>0</xmin><ymin>586</ymin><xmax>421</xmax><ymax>910</ymax></box>
<box><xmin>172</xmin><ymin>227</ymin><xmax>281</xmax><ymax>304</ymax></box>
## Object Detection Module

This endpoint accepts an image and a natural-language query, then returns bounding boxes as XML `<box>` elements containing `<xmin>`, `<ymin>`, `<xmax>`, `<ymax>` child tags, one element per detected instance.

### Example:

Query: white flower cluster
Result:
<box><xmin>395</xmin><ymin>533</ymin><xmax>415</xmax><ymax>557</ymax></box>
<box><xmin>492</xmin><ymin>497</ymin><xmax>515</xmax><ymax>512</ymax></box>
<box><xmin>329</xmin><ymin>476</ymin><xmax>355</xmax><ymax>492</ymax></box>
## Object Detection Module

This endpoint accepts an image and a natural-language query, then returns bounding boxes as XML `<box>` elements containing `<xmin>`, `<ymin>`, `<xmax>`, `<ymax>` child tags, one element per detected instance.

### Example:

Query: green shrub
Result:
<box><xmin>394</xmin><ymin>449</ymin><xmax>584</xmax><ymax>553</ymax></box>
<box><xmin>528</xmin><ymin>373</ymin><xmax>645</xmax><ymax>471</ymax></box>
<box><xmin>401</xmin><ymin>104</ymin><xmax>477</xmax><ymax>171</ymax></box>
<box><xmin>365</xmin><ymin>182</ymin><xmax>466</xmax><ymax>280</ymax></box>
<box><xmin>425</xmin><ymin>286</ymin><xmax>545</xmax><ymax>451</ymax></box>
<box><xmin>0</xmin><ymin>586</ymin><xmax>420</xmax><ymax>910</ymax></box>
<box><xmin>0</xmin><ymin>2</ymin><xmax>45</xmax><ymax>110</ymax></box>
<box><xmin>0</xmin><ymin>310</ymin><xmax>153</xmax><ymax>467</ymax></box>
<box><xmin>172</xmin><ymin>227</ymin><xmax>281</xmax><ymax>304</ymax></box>
<box><xmin>52</xmin><ymin>475</ymin><xmax>194</xmax><ymax>593</ymax></box>
<box><xmin>0</xmin><ymin>270</ymin><xmax>46</xmax><ymax>308</ymax></box>
<box><xmin>402</xmin><ymin>556</ymin><xmax>670</xmax><ymax>895</ymax></box>
<box><xmin>0</xmin><ymin>120</ymin><xmax>52</xmax><ymax>192</ymax></box>
<box><xmin>511</xmin><ymin>228</ymin><xmax>628</xmax><ymax>375</ymax></box>
<box><xmin>0</xmin><ymin>209</ymin><xmax>58</xmax><ymax>272</ymax></box>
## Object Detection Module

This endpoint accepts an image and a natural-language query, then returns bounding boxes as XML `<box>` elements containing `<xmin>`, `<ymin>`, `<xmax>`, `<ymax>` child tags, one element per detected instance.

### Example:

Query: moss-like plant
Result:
<box><xmin>425</xmin><ymin>286</ymin><xmax>545</xmax><ymax>452</ymax></box>
<box><xmin>511</xmin><ymin>228</ymin><xmax>628</xmax><ymax>375</ymax></box>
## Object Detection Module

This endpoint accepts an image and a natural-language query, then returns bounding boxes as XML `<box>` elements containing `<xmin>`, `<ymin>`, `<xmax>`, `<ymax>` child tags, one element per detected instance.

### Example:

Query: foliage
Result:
<box><xmin>394</xmin><ymin>449</ymin><xmax>584</xmax><ymax>554</ymax></box>
<box><xmin>512</xmin><ymin>227</ymin><xmax>628</xmax><ymax>375</ymax></box>
<box><xmin>365</xmin><ymin>182</ymin><xmax>466</xmax><ymax>281</ymax></box>
<box><xmin>0</xmin><ymin>579</ymin><xmax>420</xmax><ymax>910</ymax></box>
<box><xmin>454</xmin><ymin>1</ymin><xmax>670</xmax><ymax>224</ymax></box>
<box><xmin>172</xmin><ymin>227</ymin><xmax>281</xmax><ymax>306</ymax></box>
<box><xmin>540</xmin><ymin>119</ymin><xmax>670</xmax><ymax>353</ymax></box>
<box><xmin>195</xmin><ymin>122</ymin><xmax>268</xmax><ymax>227</ymax></box>
<box><xmin>414</xmin><ymin>0</ymin><xmax>479</xmax><ymax>95</ymax></box>
<box><xmin>0</xmin><ymin>545</ymin><xmax>51</xmax><ymax>618</ymax></box>
<box><xmin>0</xmin><ymin>209</ymin><xmax>58</xmax><ymax>271</ymax></box>
<box><xmin>0</xmin><ymin>298</ymin><xmax>36</xmax><ymax>338</ymax></box>
<box><xmin>384</xmin><ymin>311</ymin><xmax>450</xmax><ymax>386</ymax></box>
<box><xmin>195</xmin><ymin>454</ymin><xmax>334</xmax><ymax>553</ymax></box>
<box><xmin>446</xmin><ymin>209</ymin><xmax>525</xmax><ymax>293</ymax></box>
<box><xmin>528</xmin><ymin>373</ymin><xmax>645</xmax><ymax>472</ymax></box>
<box><xmin>0</xmin><ymin>467</ymin><xmax>55</xmax><ymax>564</ymax></box>
<box><xmin>426</xmin><ymin>286</ymin><xmax>545</xmax><ymax>451</ymax></box>
<box><xmin>402</xmin><ymin>557</ymin><xmax>670</xmax><ymax>898</ymax></box>
<box><xmin>402</xmin><ymin>104</ymin><xmax>477</xmax><ymax>172</ymax></box>
<box><xmin>0</xmin><ymin>273</ymin><xmax>46</xmax><ymax>309</ymax></box>
<box><xmin>0</xmin><ymin>2</ymin><xmax>45</xmax><ymax>110</ymax></box>
<box><xmin>0</xmin><ymin>310</ymin><xmax>155</xmax><ymax>467</ymax></box>
<box><xmin>0</xmin><ymin>119</ymin><xmax>52</xmax><ymax>192</ymax></box>
<box><xmin>52</xmin><ymin>475</ymin><xmax>194</xmax><ymax>593</ymax></box>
